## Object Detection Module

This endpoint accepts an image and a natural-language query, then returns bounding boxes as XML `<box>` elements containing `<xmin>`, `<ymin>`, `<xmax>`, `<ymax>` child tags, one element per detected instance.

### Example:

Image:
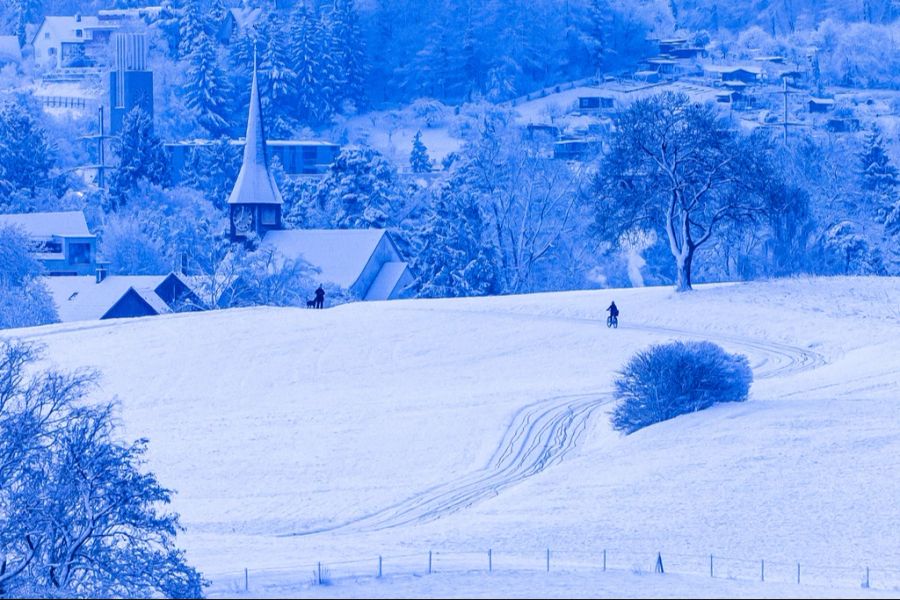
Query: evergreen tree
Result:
<box><xmin>0</xmin><ymin>102</ymin><xmax>54</xmax><ymax>201</ymax></box>
<box><xmin>410</xmin><ymin>130</ymin><xmax>432</xmax><ymax>173</ymax></box>
<box><xmin>316</xmin><ymin>147</ymin><xmax>402</xmax><ymax>229</ymax></box>
<box><xmin>177</xmin><ymin>0</ymin><xmax>207</xmax><ymax>58</ymax></box>
<box><xmin>858</xmin><ymin>128</ymin><xmax>899</xmax><ymax>194</ymax></box>
<box><xmin>258</xmin><ymin>13</ymin><xmax>297</xmax><ymax>136</ymax></box>
<box><xmin>183</xmin><ymin>32</ymin><xmax>233</xmax><ymax>136</ymax></box>
<box><xmin>324</xmin><ymin>0</ymin><xmax>368</xmax><ymax>111</ymax></box>
<box><xmin>413</xmin><ymin>180</ymin><xmax>500</xmax><ymax>298</ymax></box>
<box><xmin>289</xmin><ymin>6</ymin><xmax>331</xmax><ymax>124</ymax></box>
<box><xmin>110</xmin><ymin>107</ymin><xmax>169</xmax><ymax>205</ymax></box>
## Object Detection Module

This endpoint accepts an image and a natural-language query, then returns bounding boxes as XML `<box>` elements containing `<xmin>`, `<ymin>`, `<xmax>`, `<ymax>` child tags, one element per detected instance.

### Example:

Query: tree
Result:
<box><xmin>258</xmin><ymin>13</ymin><xmax>298</xmax><ymax>136</ymax></box>
<box><xmin>183</xmin><ymin>32</ymin><xmax>233</xmax><ymax>136</ymax></box>
<box><xmin>0</xmin><ymin>102</ymin><xmax>55</xmax><ymax>202</ymax></box>
<box><xmin>413</xmin><ymin>178</ymin><xmax>501</xmax><ymax>298</ymax></box>
<box><xmin>611</xmin><ymin>341</ymin><xmax>753</xmax><ymax>434</ymax></box>
<box><xmin>409</xmin><ymin>130</ymin><xmax>431</xmax><ymax>173</ymax></box>
<box><xmin>289</xmin><ymin>6</ymin><xmax>332</xmax><ymax>124</ymax></box>
<box><xmin>177</xmin><ymin>0</ymin><xmax>207</xmax><ymax>58</ymax></box>
<box><xmin>110</xmin><ymin>107</ymin><xmax>169</xmax><ymax>204</ymax></box>
<box><xmin>0</xmin><ymin>339</ymin><xmax>205</xmax><ymax>597</ymax></box>
<box><xmin>0</xmin><ymin>225</ymin><xmax>58</xmax><ymax>330</ymax></box>
<box><xmin>316</xmin><ymin>146</ymin><xmax>403</xmax><ymax>229</ymax></box>
<box><xmin>596</xmin><ymin>92</ymin><xmax>764</xmax><ymax>292</ymax></box>
<box><xmin>324</xmin><ymin>0</ymin><xmax>367</xmax><ymax>111</ymax></box>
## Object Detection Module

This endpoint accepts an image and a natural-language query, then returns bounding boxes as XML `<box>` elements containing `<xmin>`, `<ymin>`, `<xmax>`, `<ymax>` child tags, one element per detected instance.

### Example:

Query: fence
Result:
<box><xmin>209</xmin><ymin>546</ymin><xmax>900</xmax><ymax>594</ymax></box>
<box><xmin>40</xmin><ymin>96</ymin><xmax>93</xmax><ymax>109</ymax></box>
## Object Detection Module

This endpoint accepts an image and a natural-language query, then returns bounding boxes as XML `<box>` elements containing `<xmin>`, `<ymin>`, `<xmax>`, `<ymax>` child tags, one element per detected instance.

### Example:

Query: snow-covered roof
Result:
<box><xmin>43</xmin><ymin>275</ymin><xmax>171</xmax><ymax>322</ymax></box>
<box><xmin>97</xmin><ymin>6</ymin><xmax>162</xmax><ymax>20</ymax></box>
<box><xmin>227</xmin><ymin>64</ymin><xmax>283</xmax><ymax>206</ymax></box>
<box><xmin>365</xmin><ymin>262</ymin><xmax>410</xmax><ymax>301</ymax></box>
<box><xmin>31</xmin><ymin>16</ymin><xmax>118</xmax><ymax>45</ymax></box>
<box><xmin>0</xmin><ymin>36</ymin><xmax>22</xmax><ymax>63</ymax></box>
<box><xmin>0</xmin><ymin>211</ymin><xmax>91</xmax><ymax>239</ymax></box>
<box><xmin>261</xmin><ymin>229</ymin><xmax>387</xmax><ymax>289</ymax></box>
<box><xmin>703</xmin><ymin>64</ymin><xmax>763</xmax><ymax>75</ymax></box>
<box><xmin>809</xmin><ymin>97</ymin><xmax>835</xmax><ymax>105</ymax></box>
<box><xmin>228</xmin><ymin>7</ymin><xmax>263</xmax><ymax>31</ymax></box>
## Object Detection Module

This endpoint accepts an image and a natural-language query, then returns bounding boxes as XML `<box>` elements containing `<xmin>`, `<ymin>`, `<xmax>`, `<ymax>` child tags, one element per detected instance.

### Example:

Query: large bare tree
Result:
<box><xmin>596</xmin><ymin>92</ymin><xmax>766</xmax><ymax>291</ymax></box>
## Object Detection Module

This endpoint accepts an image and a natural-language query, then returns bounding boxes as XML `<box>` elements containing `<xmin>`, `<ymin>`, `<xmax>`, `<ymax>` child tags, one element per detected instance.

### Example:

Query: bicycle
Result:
<box><xmin>607</xmin><ymin>314</ymin><xmax>618</xmax><ymax>328</ymax></box>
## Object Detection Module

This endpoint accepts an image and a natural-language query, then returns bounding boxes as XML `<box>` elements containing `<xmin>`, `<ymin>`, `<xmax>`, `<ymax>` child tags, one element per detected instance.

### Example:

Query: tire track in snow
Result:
<box><xmin>284</xmin><ymin>307</ymin><xmax>827</xmax><ymax>536</ymax></box>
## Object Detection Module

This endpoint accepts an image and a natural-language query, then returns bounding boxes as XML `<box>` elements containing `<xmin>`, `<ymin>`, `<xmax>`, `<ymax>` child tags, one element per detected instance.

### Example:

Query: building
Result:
<box><xmin>30</xmin><ymin>15</ymin><xmax>118</xmax><ymax>70</ymax></box>
<box><xmin>225</xmin><ymin>63</ymin><xmax>414</xmax><ymax>301</ymax></box>
<box><xmin>44</xmin><ymin>272</ymin><xmax>202</xmax><ymax>322</ymax></box>
<box><xmin>165</xmin><ymin>140</ymin><xmax>339</xmax><ymax>184</ymax></box>
<box><xmin>109</xmin><ymin>33</ymin><xmax>153</xmax><ymax>134</ymax></box>
<box><xmin>0</xmin><ymin>211</ymin><xmax>98</xmax><ymax>276</ymax></box>
<box><xmin>576</xmin><ymin>96</ymin><xmax>614</xmax><ymax>114</ymax></box>
<box><xmin>553</xmin><ymin>139</ymin><xmax>601</xmax><ymax>161</ymax></box>
<box><xmin>0</xmin><ymin>36</ymin><xmax>22</xmax><ymax>67</ymax></box>
<box><xmin>704</xmin><ymin>65</ymin><xmax>763</xmax><ymax>85</ymax></box>
<box><xmin>808</xmin><ymin>97</ymin><xmax>835</xmax><ymax>113</ymax></box>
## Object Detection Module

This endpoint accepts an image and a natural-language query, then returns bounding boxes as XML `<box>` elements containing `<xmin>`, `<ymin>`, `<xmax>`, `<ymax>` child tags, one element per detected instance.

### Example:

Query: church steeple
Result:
<box><xmin>227</xmin><ymin>53</ymin><xmax>283</xmax><ymax>241</ymax></box>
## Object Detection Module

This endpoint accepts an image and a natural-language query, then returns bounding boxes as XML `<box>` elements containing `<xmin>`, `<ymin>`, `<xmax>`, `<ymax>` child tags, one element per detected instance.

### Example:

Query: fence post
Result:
<box><xmin>796</xmin><ymin>562</ymin><xmax>800</xmax><ymax>584</ymax></box>
<box><xmin>761</xmin><ymin>560</ymin><xmax>765</xmax><ymax>582</ymax></box>
<box><xmin>244</xmin><ymin>568</ymin><xmax>248</xmax><ymax>592</ymax></box>
<box><xmin>378</xmin><ymin>555</ymin><xmax>382</xmax><ymax>578</ymax></box>
<box><xmin>865</xmin><ymin>566</ymin><xmax>870</xmax><ymax>589</ymax></box>
<box><xmin>428</xmin><ymin>550</ymin><xmax>432</xmax><ymax>574</ymax></box>
<box><xmin>655</xmin><ymin>552</ymin><xmax>664</xmax><ymax>574</ymax></box>
<box><xmin>603</xmin><ymin>549</ymin><xmax>606</xmax><ymax>572</ymax></box>
<box><xmin>317</xmin><ymin>562</ymin><xmax>322</xmax><ymax>585</ymax></box>
<box><xmin>546</xmin><ymin>548</ymin><xmax>550</xmax><ymax>572</ymax></box>
<box><xmin>488</xmin><ymin>549</ymin><xmax>492</xmax><ymax>572</ymax></box>
<box><xmin>710</xmin><ymin>554</ymin><xmax>714</xmax><ymax>578</ymax></box>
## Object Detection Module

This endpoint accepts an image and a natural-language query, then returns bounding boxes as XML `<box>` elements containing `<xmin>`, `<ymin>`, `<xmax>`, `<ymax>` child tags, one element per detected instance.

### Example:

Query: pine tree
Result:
<box><xmin>316</xmin><ymin>147</ymin><xmax>401</xmax><ymax>229</ymax></box>
<box><xmin>324</xmin><ymin>0</ymin><xmax>368</xmax><ymax>112</ymax></box>
<box><xmin>410</xmin><ymin>131</ymin><xmax>432</xmax><ymax>173</ymax></box>
<box><xmin>177</xmin><ymin>0</ymin><xmax>207</xmax><ymax>58</ymax></box>
<box><xmin>289</xmin><ymin>6</ymin><xmax>331</xmax><ymax>124</ymax></box>
<box><xmin>0</xmin><ymin>102</ymin><xmax>54</xmax><ymax>201</ymax></box>
<box><xmin>858</xmin><ymin>128</ymin><xmax>899</xmax><ymax>193</ymax></box>
<box><xmin>110</xmin><ymin>107</ymin><xmax>169</xmax><ymax>204</ymax></box>
<box><xmin>184</xmin><ymin>32</ymin><xmax>233</xmax><ymax>136</ymax></box>
<box><xmin>258</xmin><ymin>13</ymin><xmax>297</xmax><ymax>137</ymax></box>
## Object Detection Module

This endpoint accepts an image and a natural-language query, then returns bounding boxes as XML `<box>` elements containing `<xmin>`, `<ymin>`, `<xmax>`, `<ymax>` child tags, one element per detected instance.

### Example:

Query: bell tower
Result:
<box><xmin>227</xmin><ymin>57</ymin><xmax>283</xmax><ymax>242</ymax></box>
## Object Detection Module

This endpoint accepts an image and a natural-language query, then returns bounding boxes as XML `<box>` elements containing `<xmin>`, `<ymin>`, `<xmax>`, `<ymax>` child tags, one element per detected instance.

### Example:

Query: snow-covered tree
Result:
<box><xmin>289</xmin><ymin>6</ymin><xmax>332</xmax><ymax>124</ymax></box>
<box><xmin>258</xmin><ymin>13</ymin><xmax>297</xmax><ymax>137</ymax></box>
<box><xmin>0</xmin><ymin>339</ymin><xmax>205</xmax><ymax>597</ymax></box>
<box><xmin>0</xmin><ymin>225</ymin><xmax>58</xmax><ymax>330</ymax></box>
<box><xmin>0</xmin><ymin>102</ymin><xmax>55</xmax><ymax>202</ymax></box>
<box><xmin>177</xmin><ymin>0</ymin><xmax>207</xmax><ymax>58</ymax></box>
<box><xmin>596</xmin><ymin>92</ymin><xmax>766</xmax><ymax>292</ymax></box>
<box><xmin>109</xmin><ymin>107</ymin><xmax>169</xmax><ymax>204</ymax></box>
<box><xmin>324</xmin><ymin>0</ymin><xmax>367</xmax><ymax>111</ymax></box>
<box><xmin>316</xmin><ymin>146</ymin><xmax>403</xmax><ymax>229</ymax></box>
<box><xmin>183</xmin><ymin>32</ymin><xmax>233</xmax><ymax>136</ymax></box>
<box><xmin>409</xmin><ymin>130</ymin><xmax>431</xmax><ymax>173</ymax></box>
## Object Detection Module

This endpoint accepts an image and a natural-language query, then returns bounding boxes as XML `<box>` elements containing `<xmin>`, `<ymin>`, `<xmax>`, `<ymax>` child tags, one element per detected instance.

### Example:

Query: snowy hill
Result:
<box><xmin>8</xmin><ymin>277</ymin><xmax>900</xmax><ymax>598</ymax></box>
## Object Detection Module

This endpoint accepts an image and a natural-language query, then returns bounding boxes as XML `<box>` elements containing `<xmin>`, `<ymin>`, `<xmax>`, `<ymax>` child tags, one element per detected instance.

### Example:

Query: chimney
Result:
<box><xmin>95</xmin><ymin>265</ymin><xmax>107</xmax><ymax>284</ymax></box>
<box><xmin>180</xmin><ymin>252</ymin><xmax>188</xmax><ymax>276</ymax></box>
<box><xmin>75</xmin><ymin>14</ymin><xmax>82</xmax><ymax>22</ymax></box>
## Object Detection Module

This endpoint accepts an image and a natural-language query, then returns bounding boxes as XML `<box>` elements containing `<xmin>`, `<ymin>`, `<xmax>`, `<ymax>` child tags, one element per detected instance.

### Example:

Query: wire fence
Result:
<box><xmin>207</xmin><ymin>546</ymin><xmax>900</xmax><ymax>594</ymax></box>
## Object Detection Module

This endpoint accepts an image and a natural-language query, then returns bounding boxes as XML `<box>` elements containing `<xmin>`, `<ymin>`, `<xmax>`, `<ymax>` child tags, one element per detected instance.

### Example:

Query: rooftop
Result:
<box><xmin>0</xmin><ymin>210</ymin><xmax>92</xmax><ymax>239</ymax></box>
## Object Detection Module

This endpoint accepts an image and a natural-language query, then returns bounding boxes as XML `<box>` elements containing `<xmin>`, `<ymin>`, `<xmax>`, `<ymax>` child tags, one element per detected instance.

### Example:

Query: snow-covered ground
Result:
<box><xmin>7</xmin><ymin>276</ymin><xmax>900</xmax><ymax>598</ymax></box>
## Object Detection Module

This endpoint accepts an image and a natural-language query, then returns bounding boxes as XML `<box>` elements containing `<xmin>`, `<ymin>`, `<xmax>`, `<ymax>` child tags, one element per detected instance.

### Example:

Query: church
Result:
<box><xmin>226</xmin><ymin>62</ymin><xmax>414</xmax><ymax>302</ymax></box>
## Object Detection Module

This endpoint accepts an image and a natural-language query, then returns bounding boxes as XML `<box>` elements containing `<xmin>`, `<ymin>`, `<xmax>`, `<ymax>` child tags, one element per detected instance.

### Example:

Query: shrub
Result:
<box><xmin>611</xmin><ymin>341</ymin><xmax>753</xmax><ymax>434</ymax></box>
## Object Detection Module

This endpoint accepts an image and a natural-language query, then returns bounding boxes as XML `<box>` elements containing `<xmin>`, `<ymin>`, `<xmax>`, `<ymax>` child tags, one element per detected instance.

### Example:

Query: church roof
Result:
<box><xmin>261</xmin><ymin>229</ymin><xmax>389</xmax><ymax>289</ymax></box>
<box><xmin>227</xmin><ymin>62</ymin><xmax>283</xmax><ymax>206</ymax></box>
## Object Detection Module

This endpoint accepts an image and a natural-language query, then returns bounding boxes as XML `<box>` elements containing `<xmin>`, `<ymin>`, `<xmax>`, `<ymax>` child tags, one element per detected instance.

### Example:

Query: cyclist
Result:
<box><xmin>606</xmin><ymin>301</ymin><xmax>619</xmax><ymax>325</ymax></box>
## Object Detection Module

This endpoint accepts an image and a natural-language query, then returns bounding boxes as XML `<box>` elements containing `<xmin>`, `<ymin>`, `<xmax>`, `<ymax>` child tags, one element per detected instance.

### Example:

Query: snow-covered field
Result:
<box><xmin>7</xmin><ymin>277</ymin><xmax>900</xmax><ymax>598</ymax></box>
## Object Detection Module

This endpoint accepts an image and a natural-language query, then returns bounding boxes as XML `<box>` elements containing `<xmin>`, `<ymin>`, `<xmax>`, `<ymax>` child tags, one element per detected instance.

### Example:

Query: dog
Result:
<box><xmin>306</xmin><ymin>299</ymin><xmax>316</xmax><ymax>308</ymax></box>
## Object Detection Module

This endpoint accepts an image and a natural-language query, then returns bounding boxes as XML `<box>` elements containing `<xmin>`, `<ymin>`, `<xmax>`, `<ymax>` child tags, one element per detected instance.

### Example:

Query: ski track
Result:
<box><xmin>285</xmin><ymin>308</ymin><xmax>827</xmax><ymax>537</ymax></box>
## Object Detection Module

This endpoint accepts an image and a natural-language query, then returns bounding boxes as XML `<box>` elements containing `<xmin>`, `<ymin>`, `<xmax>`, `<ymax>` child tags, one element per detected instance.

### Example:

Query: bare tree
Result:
<box><xmin>596</xmin><ymin>92</ymin><xmax>766</xmax><ymax>291</ymax></box>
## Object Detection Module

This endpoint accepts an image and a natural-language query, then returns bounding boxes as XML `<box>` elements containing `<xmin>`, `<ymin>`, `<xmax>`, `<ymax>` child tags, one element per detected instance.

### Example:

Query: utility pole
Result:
<box><xmin>79</xmin><ymin>106</ymin><xmax>114</xmax><ymax>189</ymax></box>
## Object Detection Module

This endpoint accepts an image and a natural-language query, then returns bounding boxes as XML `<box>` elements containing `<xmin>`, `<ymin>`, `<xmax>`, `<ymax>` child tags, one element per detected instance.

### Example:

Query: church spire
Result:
<box><xmin>227</xmin><ymin>52</ymin><xmax>283</xmax><ymax>207</ymax></box>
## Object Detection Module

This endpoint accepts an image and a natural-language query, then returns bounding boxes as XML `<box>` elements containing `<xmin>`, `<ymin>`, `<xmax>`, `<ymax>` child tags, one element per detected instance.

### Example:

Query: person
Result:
<box><xmin>314</xmin><ymin>284</ymin><xmax>325</xmax><ymax>309</ymax></box>
<box><xmin>606</xmin><ymin>301</ymin><xmax>619</xmax><ymax>322</ymax></box>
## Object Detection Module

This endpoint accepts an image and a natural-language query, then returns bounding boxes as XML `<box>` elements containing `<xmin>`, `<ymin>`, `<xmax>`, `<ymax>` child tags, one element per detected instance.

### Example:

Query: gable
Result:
<box><xmin>101</xmin><ymin>287</ymin><xmax>160</xmax><ymax>320</ymax></box>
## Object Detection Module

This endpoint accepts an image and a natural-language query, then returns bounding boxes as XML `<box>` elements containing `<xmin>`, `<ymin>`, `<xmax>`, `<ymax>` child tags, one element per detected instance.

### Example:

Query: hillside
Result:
<box><xmin>8</xmin><ymin>276</ymin><xmax>900</xmax><ymax>597</ymax></box>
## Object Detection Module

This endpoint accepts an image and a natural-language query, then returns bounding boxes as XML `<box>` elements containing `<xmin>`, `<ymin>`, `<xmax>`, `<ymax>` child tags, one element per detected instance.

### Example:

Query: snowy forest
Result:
<box><xmin>1</xmin><ymin>0</ymin><xmax>899</xmax><ymax>329</ymax></box>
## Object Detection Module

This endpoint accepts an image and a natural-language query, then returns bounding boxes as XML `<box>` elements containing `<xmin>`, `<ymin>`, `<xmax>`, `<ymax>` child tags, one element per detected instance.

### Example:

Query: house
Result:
<box><xmin>43</xmin><ymin>272</ymin><xmax>202</xmax><ymax>322</ymax></box>
<box><xmin>224</xmin><ymin>62</ymin><xmax>414</xmax><ymax>302</ymax></box>
<box><xmin>0</xmin><ymin>210</ymin><xmax>98</xmax><ymax>276</ymax></box>
<box><xmin>825</xmin><ymin>117</ymin><xmax>860</xmax><ymax>133</ymax></box>
<box><xmin>704</xmin><ymin>65</ymin><xmax>762</xmax><ymax>85</ymax></box>
<box><xmin>218</xmin><ymin>7</ymin><xmax>264</xmax><ymax>43</ymax></box>
<box><xmin>553</xmin><ymin>139</ymin><xmax>600</xmax><ymax>161</ymax></box>
<box><xmin>30</xmin><ymin>15</ymin><xmax>118</xmax><ymax>70</ymax></box>
<box><xmin>808</xmin><ymin>97</ymin><xmax>835</xmax><ymax>113</ymax></box>
<box><xmin>576</xmin><ymin>96</ymin><xmax>614</xmax><ymax>114</ymax></box>
<box><xmin>0</xmin><ymin>36</ymin><xmax>22</xmax><ymax>66</ymax></box>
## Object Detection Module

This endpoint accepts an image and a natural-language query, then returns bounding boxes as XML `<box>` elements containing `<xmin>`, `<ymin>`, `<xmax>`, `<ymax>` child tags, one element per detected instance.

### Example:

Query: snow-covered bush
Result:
<box><xmin>611</xmin><ymin>341</ymin><xmax>753</xmax><ymax>434</ymax></box>
<box><xmin>0</xmin><ymin>225</ymin><xmax>58</xmax><ymax>330</ymax></box>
